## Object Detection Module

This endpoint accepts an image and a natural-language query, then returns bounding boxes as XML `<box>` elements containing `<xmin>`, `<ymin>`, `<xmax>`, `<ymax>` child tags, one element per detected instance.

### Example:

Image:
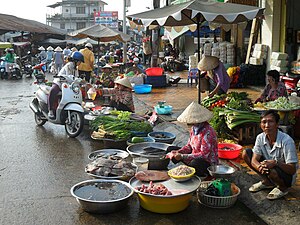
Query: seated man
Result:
<box><xmin>242</xmin><ymin>110</ymin><xmax>298</xmax><ymax>200</ymax></box>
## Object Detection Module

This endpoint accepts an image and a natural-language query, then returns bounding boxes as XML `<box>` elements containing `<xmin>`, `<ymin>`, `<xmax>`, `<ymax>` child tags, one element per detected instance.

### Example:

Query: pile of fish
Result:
<box><xmin>85</xmin><ymin>157</ymin><xmax>136</xmax><ymax>178</ymax></box>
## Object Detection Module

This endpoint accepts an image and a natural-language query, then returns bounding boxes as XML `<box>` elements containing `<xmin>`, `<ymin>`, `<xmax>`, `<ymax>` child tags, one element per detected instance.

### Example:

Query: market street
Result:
<box><xmin>0</xmin><ymin>75</ymin><xmax>267</xmax><ymax>225</ymax></box>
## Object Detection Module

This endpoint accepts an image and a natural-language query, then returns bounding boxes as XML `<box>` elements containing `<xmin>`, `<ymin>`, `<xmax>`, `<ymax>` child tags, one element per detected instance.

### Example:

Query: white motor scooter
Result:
<box><xmin>29</xmin><ymin>74</ymin><xmax>84</xmax><ymax>138</ymax></box>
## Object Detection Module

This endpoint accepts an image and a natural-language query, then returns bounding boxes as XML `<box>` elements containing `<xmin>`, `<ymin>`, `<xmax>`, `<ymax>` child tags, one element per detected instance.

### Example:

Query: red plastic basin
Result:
<box><xmin>145</xmin><ymin>67</ymin><xmax>164</xmax><ymax>76</ymax></box>
<box><xmin>218</xmin><ymin>143</ymin><xmax>243</xmax><ymax>159</ymax></box>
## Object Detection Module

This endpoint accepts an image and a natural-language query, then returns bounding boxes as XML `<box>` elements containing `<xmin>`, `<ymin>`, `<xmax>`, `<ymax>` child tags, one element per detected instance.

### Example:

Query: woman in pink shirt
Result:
<box><xmin>255</xmin><ymin>70</ymin><xmax>288</xmax><ymax>103</ymax></box>
<box><xmin>166</xmin><ymin>101</ymin><xmax>219</xmax><ymax>177</ymax></box>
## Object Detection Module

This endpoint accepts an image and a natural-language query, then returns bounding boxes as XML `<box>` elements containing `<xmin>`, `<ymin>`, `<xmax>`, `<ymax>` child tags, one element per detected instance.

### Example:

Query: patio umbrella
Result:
<box><xmin>68</xmin><ymin>24</ymin><xmax>131</xmax><ymax>62</ymax></box>
<box><xmin>127</xmin><ymin>0</ymin><xmax>265</xmax><ymax>103</ymax></box>
<box><xmin>68</xmin><ymin>24</ymin><xmax>130</xmax><ymax>43</ymax></box>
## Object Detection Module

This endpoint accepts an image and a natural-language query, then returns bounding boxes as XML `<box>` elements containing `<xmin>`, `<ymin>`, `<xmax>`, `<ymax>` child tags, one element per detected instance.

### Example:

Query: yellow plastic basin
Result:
<box><xmin>137</xmin><ymin>192</ymin><xmax>193</xmax><ymax>214</ymax></box>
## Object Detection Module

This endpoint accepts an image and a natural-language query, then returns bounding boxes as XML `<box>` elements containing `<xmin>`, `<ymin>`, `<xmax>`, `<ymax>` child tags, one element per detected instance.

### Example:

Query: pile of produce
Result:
<box><xmin>210</xmin><ymin>107</ymin><xmax>233</xmax><ymax>139</ymax></box>
<box><xmin>225</xmin><ymin>92</ymin><xmax>253</xmax><ymax>111</ymax></box>
<box><xmin>90</xmin><ymin>115</ymin><xmax>153</xmax><ymax>140</ymax></box>
<box><xmin>201</xmin><ymin>94</ymin><xmax>227</xmax><ymax>109</ymax></box>
<box><xmin>219</xmin><ymin>109</ymin><xmax>261</xmax><ymax>129</ymax></box>
<box><xmin>265</xmin><ymin>97</ymin><xmax>299</xmax><ymax>110</ymax></box>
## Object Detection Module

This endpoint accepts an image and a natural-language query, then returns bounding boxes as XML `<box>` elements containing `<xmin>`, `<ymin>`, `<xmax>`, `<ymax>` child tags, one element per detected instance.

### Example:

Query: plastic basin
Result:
<box><xmin>154</xmin><ymin>105</ymin><xmax>173</xmax><ymax>115</ymax></box>
<box><xmin>218</xmin><ymin>143</ymin><xmax>242</xmax><ymax>159</ymax></box>
<box><xmin>145</xmin><ymin>67</ymin><xmax>164</xmax><ymax>76</ymax></box>
<box><xmin>134</xmin><ymin>84</ymin><xmax>152</xmax><ymax>94</ymax></box>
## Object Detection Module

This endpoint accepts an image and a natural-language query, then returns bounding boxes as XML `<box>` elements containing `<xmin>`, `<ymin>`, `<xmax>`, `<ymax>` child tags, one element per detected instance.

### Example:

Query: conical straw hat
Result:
<box><xmin>114</xmin><ymin>77</ymin><xmax>132</xmax><ymax>89</ymax></box>
<box><xmin>47</xmin><ymin>46</ymin><xmax>54</xmax><ymax>51</ymax></box>
<box><xmin>198</xmin><ymin>56</ymin><xmax>219</xmax><ymax>71</ymax></box>
<box><xmin>54</xmin><ymin>46</ymin><xmax>63</xmax><ymax>52</ymax></box>
<box><xmin>177</xmin><ymin>101</ymin><xmax>213</xmax><ymax>124</ymax></box>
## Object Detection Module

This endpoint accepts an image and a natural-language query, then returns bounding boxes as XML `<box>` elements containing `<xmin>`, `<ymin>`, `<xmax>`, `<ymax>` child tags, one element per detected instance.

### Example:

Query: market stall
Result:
<box><xmin>127</xmin><ymin>0</ymin><xmax>265</xmax><ymax>103</ymax></box>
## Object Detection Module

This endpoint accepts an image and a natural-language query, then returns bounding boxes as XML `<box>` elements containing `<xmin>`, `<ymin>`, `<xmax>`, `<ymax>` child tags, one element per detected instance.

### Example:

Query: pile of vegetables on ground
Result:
<box><xmin>202</xmin><ymin>92</ymin><xmax>260</xmax><ymax>140</ymax></box>
<box><xmin>90</xmin><ymin>111</ymin><xmax>153</xmax><ymax>140</ymax></box>
<box><xmin>202</xmin><ymin>92</ymin><xmax>300</xmax><ymax>140</ymax></box>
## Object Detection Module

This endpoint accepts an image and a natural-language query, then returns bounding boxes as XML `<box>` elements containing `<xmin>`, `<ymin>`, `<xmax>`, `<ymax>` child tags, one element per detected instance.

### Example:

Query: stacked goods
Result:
<box><xmin>250</xmin><ymin>44</ymin><xmax>268</xmax><ymax>65</ymax></box>
<box><xmin>203</xmin><ymin>42</ymin><xmax>212</xmax><ymax>56</ymax></box>
<box><xmin>189</xmin><ymin>55</ymin><xmax>198</xmax><ymax>70</ymax></box>
<box><xmin>226</xmin><ymin>43</ymin><xmax>235</xmax><ymax>66</ymax></box>
<box><xmin>270</xmin><ymin>52</ymin><xmax>289</xmax><ymax>73</ymax></box>
<box><xmin>211</xmin><ymin>45</ymin><xmax>220</xmax><ymax>58</ymax></box>
<box><xmin>219</xmin><ymin>42</ymin><xmax>227</xmax><ymax>63</ymax></box>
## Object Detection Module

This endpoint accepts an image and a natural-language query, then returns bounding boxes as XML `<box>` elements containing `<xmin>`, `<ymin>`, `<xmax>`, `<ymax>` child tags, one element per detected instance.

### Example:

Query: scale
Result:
<box><xmin>206</xmin><ymin>165</ymin><xmax>236</xmax><ymax>197</ymax></box>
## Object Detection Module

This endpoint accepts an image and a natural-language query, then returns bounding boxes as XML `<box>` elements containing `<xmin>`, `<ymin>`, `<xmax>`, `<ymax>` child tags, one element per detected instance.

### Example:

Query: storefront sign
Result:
<box><xmin>94</xmin><ymin>11</ymin><xmax>118</xmax><ymax>29</ymax></box>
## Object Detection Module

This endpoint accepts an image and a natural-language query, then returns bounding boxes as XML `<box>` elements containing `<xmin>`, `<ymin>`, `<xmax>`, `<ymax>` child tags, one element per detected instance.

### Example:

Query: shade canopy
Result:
<box><xmin>127</xmin><ymin>0</ymin><xmax>264</xmax><ymax>28</ymax></box>
<box><xmin>0</xmin><ymin>13</ymin><xmax>66</xmax><ymax>36</ymax></box>
<box><xmin>67</xmin><ymin>24</ymin><xmax>131</xmax><ymax>43</ymax></box>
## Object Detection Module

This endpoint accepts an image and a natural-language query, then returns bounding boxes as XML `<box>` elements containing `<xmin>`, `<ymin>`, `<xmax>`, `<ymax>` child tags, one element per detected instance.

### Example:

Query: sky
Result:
<box><xmin>0</xmin><ymin>0</ymin><xmax>154</xmax><ymax>24</ymax></box>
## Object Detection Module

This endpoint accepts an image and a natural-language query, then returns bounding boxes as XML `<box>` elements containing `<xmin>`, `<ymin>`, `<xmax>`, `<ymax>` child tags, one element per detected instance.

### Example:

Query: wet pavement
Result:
<box><xmin>0</xmin><ymin>73</ymin><xmax>292</xmax><ymax>225</ymax></box>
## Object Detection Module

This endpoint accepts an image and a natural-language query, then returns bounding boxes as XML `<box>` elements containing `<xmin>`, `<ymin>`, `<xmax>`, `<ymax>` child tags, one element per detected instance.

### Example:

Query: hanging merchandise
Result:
<box><xmin>142</xmin><ymin>36</ymin><xmax>152</xmax><ymax>55</ymax></box>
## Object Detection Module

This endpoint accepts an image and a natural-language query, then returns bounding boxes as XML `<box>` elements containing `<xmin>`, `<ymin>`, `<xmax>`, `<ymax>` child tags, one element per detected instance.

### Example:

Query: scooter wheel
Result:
<box><xmin>35</xmin><ymin>113</ymin><xmax>46</xmax><ymax>126</ymax></box>
<box><xmin>65</xmin><ymin>111</ymin><xmax>84</xmax><ymax>138</ymax></box>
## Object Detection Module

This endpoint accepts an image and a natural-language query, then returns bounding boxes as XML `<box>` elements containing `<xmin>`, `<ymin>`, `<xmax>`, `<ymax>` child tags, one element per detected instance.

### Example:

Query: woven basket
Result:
<box><xmin>197</xmin><ymin>181</ymin><xmax>240</xmax><ymax>208</ymax></box>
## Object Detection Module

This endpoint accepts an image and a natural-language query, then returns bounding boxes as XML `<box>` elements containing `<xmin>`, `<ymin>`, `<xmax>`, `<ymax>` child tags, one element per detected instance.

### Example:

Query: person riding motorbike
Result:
<box><xmin>48</xmin><ymin>51</ymin><xmax>84</xmax><ymax>119</ymax></box>
<box><xmin>4</xmin><ymin>48</ymin><xmax>16</xmax><ymax>79</ymax></box>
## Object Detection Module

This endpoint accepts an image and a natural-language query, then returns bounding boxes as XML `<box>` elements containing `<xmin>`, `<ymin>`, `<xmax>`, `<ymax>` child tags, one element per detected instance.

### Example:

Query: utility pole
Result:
<box><xmin>151</xmin><ymin>0</ymin><xmax>160</xmax><ymax>67</ymax></box>
<box><xmin>123</xmin><ymin>0</ymin><xmax>127</xmax><ymax>64</ymax></box>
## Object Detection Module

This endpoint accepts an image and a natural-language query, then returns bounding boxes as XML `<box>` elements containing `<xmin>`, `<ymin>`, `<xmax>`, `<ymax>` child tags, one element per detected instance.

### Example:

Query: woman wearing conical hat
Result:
<box><xmin>166</xmin><ymin>101</ymin><xmax>218</xmax><ymax>177</ymax></box>
<box><xmin>198</xmin><ymin>56</ymin><xmax>231</xmax><ymax>98</ymax></box>
<box><xmin>101</xmin><ymin>77</ymin><xmax>135</xmax><ymax>112</ymax></box>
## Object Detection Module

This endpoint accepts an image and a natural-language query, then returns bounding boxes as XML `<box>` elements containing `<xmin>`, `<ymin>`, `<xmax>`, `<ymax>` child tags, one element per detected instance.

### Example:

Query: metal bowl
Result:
<box><xmin>129</xmin><ymin>176</ymin><xmax>201</xmax><ymax>213</ymax></box>
<box><xmin>207</xmin><ymin>165</ymin><xmax>236</xmax><ymax>179</ymax></box>
<box><xmin>86</xmin><ymin>163</ymin><xmax>138</xmax><ymax>181</ymax></box>
<box><xmin>126</xmin><ymin>142</ymin><xmax>171</xmax><ymax>170</ymax></box>
<box><xmin>70</xmin><ymin>179</ymin><xmax>134</xmax><ymax>214</ymax></box>
<box><xmin>88</xmin><ymin>149</ymin><xmax>129</xmax><ymax>161</ymax></box>
<box><xmin>148</xmin><ymin>131</ymin><xmax>176</xmax><ymax>144</ymax></box>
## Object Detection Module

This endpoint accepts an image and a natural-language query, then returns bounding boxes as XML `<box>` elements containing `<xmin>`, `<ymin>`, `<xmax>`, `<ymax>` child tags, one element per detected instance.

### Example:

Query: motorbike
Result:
<box><xmin>280</xmin><ymin>72</ymin><xmax>300</xmax><ymax>95</ymax></box>
<box><xmin>9</xmin><ymin>62</ymin><xmax>22</xmax><ymax>80</ymax></box>
<box><xmin>29</xmin><ymin>75</ymin><xmax>84</xmax><ymax>138</ymax></box>
<box><xmin>0</xmin><ymin>57</ymin><xmax>7</xmax><ymax>80</ymax></box>
<box><xmin>21</xmin><ymin>54</ymin><xmax>34</xmax><ymax>78</ymax></box>
<box><xmin>32</xmin><ymin>62</ymin><xmax>46</xmax><ymax>84</ymax></box>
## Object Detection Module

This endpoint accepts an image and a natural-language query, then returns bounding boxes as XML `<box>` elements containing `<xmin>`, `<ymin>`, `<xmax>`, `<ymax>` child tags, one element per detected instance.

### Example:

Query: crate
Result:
<box><xmin>145</xmin><ymin>75</ymin><xmax>167</xmax><ymax>87</ymax></box>
<box><xmin>232</xmin><ymin>122</ymin><xmax>260</xmax><ymax>145</ymax></box>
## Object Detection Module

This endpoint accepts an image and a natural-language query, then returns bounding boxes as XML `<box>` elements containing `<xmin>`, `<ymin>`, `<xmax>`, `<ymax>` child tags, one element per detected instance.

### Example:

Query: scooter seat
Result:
<box><xmin>40</xmin><ymin>85</ymin><xmax>51</xmax><ymax>95</ymax></box>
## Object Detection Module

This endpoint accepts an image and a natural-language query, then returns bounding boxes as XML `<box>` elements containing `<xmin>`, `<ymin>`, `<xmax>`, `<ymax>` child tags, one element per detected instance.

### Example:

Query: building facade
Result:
<box><xmin>46</xmin><ymin>0</ymin><xmax>107</xmax><ymax>32</ymax></box>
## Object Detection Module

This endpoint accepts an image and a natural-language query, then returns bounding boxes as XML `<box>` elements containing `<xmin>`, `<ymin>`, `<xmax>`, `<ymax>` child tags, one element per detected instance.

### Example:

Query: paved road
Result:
<box><xmin>0</xmin><ymin>76</ymin><xmax>266</xmax><ymax>225</ymax></box>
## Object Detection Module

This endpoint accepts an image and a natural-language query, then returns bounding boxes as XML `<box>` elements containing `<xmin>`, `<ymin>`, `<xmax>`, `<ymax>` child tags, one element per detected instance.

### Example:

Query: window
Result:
<box><xmin>76</xmin><ymin>22</ymin><xmax>86</xmax><ymax>30</ymax></box>
<box><xmin>60</xmin><ymin>23</ymin><xmax>65</xmax><ymax>29</ymax></box>
<box><xmin>76</xmin><ymin>7</ymin><xmax>85</xmax><ymax>14</ymax></box>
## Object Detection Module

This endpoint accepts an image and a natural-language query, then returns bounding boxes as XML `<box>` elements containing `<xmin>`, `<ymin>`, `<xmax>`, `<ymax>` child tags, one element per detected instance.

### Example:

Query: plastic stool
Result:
<box><xmin>187</xmin><ymin>68</ymin><xmax>198</xmax><ymax>86</ymax></box>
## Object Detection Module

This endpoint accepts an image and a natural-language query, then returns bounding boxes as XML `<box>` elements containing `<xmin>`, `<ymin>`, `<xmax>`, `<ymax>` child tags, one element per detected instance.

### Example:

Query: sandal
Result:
<box><xmin>267</xmin><ymin>187</ymin><xmax>288</xmax><ymax>200</ymax></box>
<box><xmin>249</xmin><ymin>181</ymin><xmax>275</xmax><ymax>192</ymax></box>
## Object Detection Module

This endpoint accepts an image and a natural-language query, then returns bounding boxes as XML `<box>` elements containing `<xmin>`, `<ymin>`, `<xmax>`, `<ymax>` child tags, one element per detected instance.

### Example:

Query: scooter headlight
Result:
<box><xmin>71</xmin><ymin>83</ymin><xmax>81</xmax><ymax>95</ymax></box>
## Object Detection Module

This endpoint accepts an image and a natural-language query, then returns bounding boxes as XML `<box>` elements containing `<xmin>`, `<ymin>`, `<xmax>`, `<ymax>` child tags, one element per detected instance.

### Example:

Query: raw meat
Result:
<box><xmin>135</xmin><ymin>170</ymin><xmax>170</xmax><ymax>181</ymax></box>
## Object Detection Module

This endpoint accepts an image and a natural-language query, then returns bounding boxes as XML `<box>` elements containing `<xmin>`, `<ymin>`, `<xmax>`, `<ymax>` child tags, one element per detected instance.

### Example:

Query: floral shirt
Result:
<box><xmin>100</xmin><ymin>72</ymin><xmax>115</xmax><ymax>87</ymax></box>
<box><xmin>257</xmin><ymin>81</ymin><xmax>288</xmax><ymax>102</ymax></box>
<box><xmin>178</xmin><ymin>122</ymin><xmax>218</xmax><ymax>165</ymax></box>
<box><xmin>102</xmin><ymin>87</ymin><xmax>135</xmax><ymax>112</ymax></box>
